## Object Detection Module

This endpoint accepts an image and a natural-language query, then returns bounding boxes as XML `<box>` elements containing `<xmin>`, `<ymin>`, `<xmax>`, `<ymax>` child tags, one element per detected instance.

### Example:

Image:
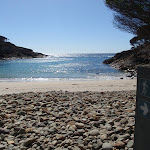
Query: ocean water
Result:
<box><xmin>0</xmin><ymin>53</ymin><xmax>128</xmax><ymax>81</ymax></box>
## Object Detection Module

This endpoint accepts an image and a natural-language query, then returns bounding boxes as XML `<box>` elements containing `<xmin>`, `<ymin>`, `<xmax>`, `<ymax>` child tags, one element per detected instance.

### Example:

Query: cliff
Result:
<box><xmin>0</xmin><ymin>40</ymin><xmax>47</xmax><ymax>59</ymax></box>
<box><xmin>103</xmin><ymin>44</ymin><xmax>150</xmax><ymax>76</ymax></box>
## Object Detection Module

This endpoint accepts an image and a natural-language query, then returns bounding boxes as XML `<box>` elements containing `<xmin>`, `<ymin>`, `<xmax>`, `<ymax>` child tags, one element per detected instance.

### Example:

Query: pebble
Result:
<box><xmin>0</xmin><ymin>121</ymin><xmax>5</xmax><ymax>127</ymax></box>
<box><xmin>120</xmin><ymin>118</ymin><xmax>128</xmax><ymax>124</ymax></box>
<box><xmin>0</xmin><ymin>128</ymin><xmax>9</xmax><ymax>134</ymax></box>
<box><xmin>100</xmin><ymin>134</ymin><xmax>107</xmax><ymax>141</ymax></box>
<box><xmin>92</xmin><ymin>143</ymin><xmax>102</xmax><ymax>150</ymax></box>
<box><xmin>89</xmin><ymin>129</ymin><xmax>99</xmax><ymax>136</ymax></box>
<box><xmin>13</xmin><ymin>127</ymin><xmax>26</xmax><ymax>135</ymax></box>
<box><xmin>102</xmin><ymin>143</ymin><xmax>113</xmax><ymax>150</ymax></box>
<box><xmin>114</xmin><ymin>141</ymin><xmax>125</xmax><ymax>149</ymax></box>
<box><xmin>75</xmin><ymin>122</ymin><xmax>84</xmax><ymax>129</ymax></box>
<box><xmin>23</xmin><ymin>138</ymin><xmax>36</xmax><ymax>147</ymax></box>
<box><xmin>0</xmin><ymin>145</ymin><xmax>5</xmax><ymax>150</ymax></box>
<box><xmin>128</xmin><ymin>113</ymin><xmax>135</xmax><ymax>117</ymax></box>
<box><xmin>17</xmin><ymin>111</ymin><xmax>26</xmax><ymax>116</ymax></box>
<box><xmin>105</xmin><ymin>124</ymin><xmax>112</xmax><ymax>131</ymax></box>
<box><xmin>0</xmin><ymin>90</ymin><xmax>136</xmax><ymax>149</ymax></box>
<box><xmin>127</xmin><ymin>140</ymin><xmax>134</xmax><ymax>148</ymax></box>
<box><xmin>72</xmin><ymin>146</ymin><xmax>81</xmax><ymax>150</ymax></box>
<box><xmin>55</xmin><ymin>147</ymin><xmax>64</xmax><ymax>150</ymax></box>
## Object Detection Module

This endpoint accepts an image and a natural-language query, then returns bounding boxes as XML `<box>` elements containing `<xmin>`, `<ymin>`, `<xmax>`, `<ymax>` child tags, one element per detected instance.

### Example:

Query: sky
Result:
<box><xmin>0</xmin><ymin>0</ymin><xmax>134</xmax><ymax>55</ymax></box>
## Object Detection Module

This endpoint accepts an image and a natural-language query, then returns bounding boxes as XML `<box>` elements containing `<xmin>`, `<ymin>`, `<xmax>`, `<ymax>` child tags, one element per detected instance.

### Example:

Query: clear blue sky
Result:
<box><xmin>0</xmin><ymin>0</ymin><xmax>134</xmax><ymax>54</ymax></box>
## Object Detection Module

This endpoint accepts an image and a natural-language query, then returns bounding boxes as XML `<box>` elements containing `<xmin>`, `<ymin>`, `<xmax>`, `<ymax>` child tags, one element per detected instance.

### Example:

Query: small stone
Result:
<box><xmin>17</xmin><ymin>111</ymin><xmax>26</xmax><ymax>115</ymax></box>
<box><xmin>100</xmin><ymin>134</ymin><xmax>107</xmax><ymax>141</ymax></box>
<box><xmin>127</xmin><ymin>140</ymin><xmax>134</xmax><ymax>148</ymax></box>
<box><xmin>105</xmin><ymin>124</ymin><xmax>112</xmax><ymax>131</ymax></box>
<box><xmin>48</xmin><ymin>145</ymin><xmax>55</xmax><ymax>150</ymax></box>
<box><xmin>120</xmin><ymin>118</ymin><xmax>128</xmax><ymax>124</ymax></box>
<box><xmin>0</xmin><ymin>121</ymin><xmax>5</xmax><ymax>127</ymax></box>
<box><xmin>0</xmin><ymin>144</ymin><xmax>5</xmax><ymax>150</ymax></box>
<box><xmin>77</xmin><ymin>129</ymin><xmax>85</xmax><ymax>136</ymax></box>
<box><xmin>102</xmin><ymin>143</ymin><xmax>113</xmax><ymax>150</ymax></box>
<box><xmin>83</xmin><ymin>132</ymin><xmax>88</xmax><ymax>138</ymax></box>
<box><xmin>55</xmin><ymin>134</ymin><xmax>66</xmax><ymax>140</ymax></box>
<box><xmin>78</xmin><ymin>144</ymin><xmax>85</xmax><ymax>150</ymax></box>
<box><xmin>0</xmin><ymin>134</ymin><xmax>5</xmax><ymax>141</ymax></box>
<box><xmin>6</xmin><ymin>105</ymin><xmax>12</xmax><ymax>109</ymax></box>
<box><xmin>119</xmin><ymin>133</ymin><xmax>130</xmax><ymax>140</ymax></box>
<box><xmin>128</xmin><ymin>120</ymin><xmax>135</xmax><ymax>126</ymax></box>
<box><xmin>115</xmin><ymin>127</ymin><xmax>124</xmax><ymax>134</ymax></box>
<box><xmin>51</xmin><ymin>140</ymin><xmax>57</xmax><ymax>146</ymax></box>
<box><xmin>55</xmin><ymin>147</ymin><xmax>63</xmax><ymax>150</ymax></box>
<box><xmin>114</xmin><ymin>141</ymin><xmax>125</xmax><ymax>149</ymax></box>
<box><xmin>23</xmin><ymin>138</ymin><xmax>36</xmax><ymax>147</ymax></box>
<box><xmin>6</xmin><ymin>140</ymin><xmax>15</xmax><ymax>144</ymax></box>
<box><xmin>67</xmin><ymin>121</ymin><xmax>76</xmax><ymax>125</ymax></box>
<box><xmin>75</xmin><ymin>122</ymin><xmax>84</xmax><ymax>129</ymax></box>
<box><xmin>111</xmin><ymin>134</ymin><xmax>118</xmax><ymax>141</ymax></box>
<box><xmin>89</xmin><ymin>129</ymin><xmax>99</xmax><ymax>136</ymax></box>
<box><xmin>0</xmin><ymin>128</ymin><xmax>9</xmax><ymax>134</ymax></box>
<box><xmin>25</xmin><ymin>128</ymin><xmax>34</xmax><ymax>133</ymax></box>
<box><xmin>7</xmin><ymin>145</ymin><xmax>14</xmax><ymax>150</ymax></box>
<box><xmin>128</xmin><ymin>113</ymin><xmax>135</xmax><ymax>117</ymax></box>
<box><xmin>93</xmin><ymin>121</ymin><xmax>101</xmax><ymax>127</ymax></box>
<box><xmin>58</xmin><ymin>112</ymin><xmax>64</xmax><ymax>117</ymax></box>
<box><xmin>69</xmin><ymin>125</ymin><xmax>77</xmax><ymax>131</ymax></box>
<box><xmin>92</xmin><ymin>143</ymin><xmax>101</xmax><ymax>150</ymax></box>
<box><xmin>13</xmin><ymin>127</ymin><xmax>26</xmax><ymax>135</ymax></box>
<box><xmin>72</xmin><ymin>146</ymin><xmax>81</xmax><ymax>150</ymax></box>
<box><xmin>49</xmin><ymin>127</ymin><xmax>57</xmax><ymax>134</ymax></box>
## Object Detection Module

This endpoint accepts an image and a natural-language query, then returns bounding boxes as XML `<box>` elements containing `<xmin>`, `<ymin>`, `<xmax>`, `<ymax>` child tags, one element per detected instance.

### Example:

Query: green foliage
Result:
<box><xmin>105</xmin><ymin>0</ymin><xmax>150</xmax><ymax>47</ymax></box>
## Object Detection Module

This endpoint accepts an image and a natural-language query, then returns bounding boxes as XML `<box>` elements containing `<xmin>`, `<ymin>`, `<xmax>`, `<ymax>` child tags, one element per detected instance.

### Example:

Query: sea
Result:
<box><xmin>0</xmin><ymin>53</ymin><xmax>129</xmax><ymax>82</ymax></box>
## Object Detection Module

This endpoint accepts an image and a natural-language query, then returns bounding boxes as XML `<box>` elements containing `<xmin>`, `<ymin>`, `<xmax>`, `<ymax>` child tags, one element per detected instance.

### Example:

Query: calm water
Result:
<box><xmin>0</xmin><ymin>53</ymin><xmax>128</xmax><ymax>81</ymax></box>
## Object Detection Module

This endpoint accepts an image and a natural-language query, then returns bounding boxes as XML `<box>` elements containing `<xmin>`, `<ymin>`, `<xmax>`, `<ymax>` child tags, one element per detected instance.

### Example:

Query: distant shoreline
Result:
<box><xmin>0</xmin><ymin>40</ymin><xmax>48</xmax><ymax>60</ymax></box>
<box><xmin>0</xmin><ymin>56</ymin><xmax>48</xmax><ymax>60</ymax></box>
<box><xmin>103</xmin><ymin>44</ymin><xmax>150</xmax><ymax>78</ymax></box>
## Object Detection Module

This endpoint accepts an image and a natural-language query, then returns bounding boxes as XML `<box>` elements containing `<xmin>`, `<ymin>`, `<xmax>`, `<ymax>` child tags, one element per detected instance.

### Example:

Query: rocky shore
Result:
<box><xmin>103</xmin><ymin>44</ymin><xmax>150</xmax><ymax>77</ymax></box>
<box><xmin>0</xmin><ymin>90</ymin><xmax>136</xmax><ymax>150</ymax></box>
<box><xmin>0</xmin><ymin>37</ymin><xmax>47</xmax><ymax>59</ymax></box>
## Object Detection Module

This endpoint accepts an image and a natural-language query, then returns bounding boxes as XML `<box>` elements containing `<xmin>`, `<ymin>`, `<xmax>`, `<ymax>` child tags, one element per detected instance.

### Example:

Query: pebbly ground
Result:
<box><xmin>0</xmin><ymin>90</ymin><xmax>136</xmax><ymax>150</ymax></box>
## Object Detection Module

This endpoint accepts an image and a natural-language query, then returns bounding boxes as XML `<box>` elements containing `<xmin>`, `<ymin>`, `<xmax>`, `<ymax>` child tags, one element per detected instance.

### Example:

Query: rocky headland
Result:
<box><xmin>103</xmin><ymin>44</ymin><xmax>150</xmax><ymax>77</ymax></box>
<box><xmin>0</xmin><ymin>36</ymin><xmax>47</xmax><ymax>59</ymax></box>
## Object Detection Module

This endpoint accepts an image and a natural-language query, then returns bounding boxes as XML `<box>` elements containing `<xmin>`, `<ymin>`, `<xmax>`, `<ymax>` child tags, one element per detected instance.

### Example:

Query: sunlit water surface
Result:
<box><xmin>0</xmin><ymin>53</ymin><xmax>128</xmax><ymax>81</ymax></box>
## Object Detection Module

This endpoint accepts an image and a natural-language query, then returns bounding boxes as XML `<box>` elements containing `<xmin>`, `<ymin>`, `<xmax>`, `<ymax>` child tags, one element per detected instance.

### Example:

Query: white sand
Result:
<box><xmin>0</xmin><ymin>79</ymin><xmax>136</xmax><ymax>95</ymax></box>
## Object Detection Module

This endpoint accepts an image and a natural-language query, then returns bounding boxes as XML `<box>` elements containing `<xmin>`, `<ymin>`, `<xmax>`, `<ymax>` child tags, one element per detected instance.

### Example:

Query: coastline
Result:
<box><xmin>0</xmin><ymin>79</ymin><xmax>136</xmax><ymax>95</ymax></box>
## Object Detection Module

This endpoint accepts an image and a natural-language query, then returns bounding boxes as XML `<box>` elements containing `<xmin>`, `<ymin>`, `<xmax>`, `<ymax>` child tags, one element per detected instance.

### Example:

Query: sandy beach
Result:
<box><xmin>0</xmin><ymin>79</ymin><xmax>136</xmax><ymax>95</ymax></box>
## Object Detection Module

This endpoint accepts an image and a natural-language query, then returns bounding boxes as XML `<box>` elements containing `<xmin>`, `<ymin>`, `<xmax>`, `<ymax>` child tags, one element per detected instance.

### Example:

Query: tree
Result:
<box><xmin>105</xmin><ymin>0</ymin><xmax>150</xmax><ymax>47</ymax></box>
<box><xmin>0</xmin><ymin>36</ymin><xmax>8</xmax><ymax>43</ymax></box>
